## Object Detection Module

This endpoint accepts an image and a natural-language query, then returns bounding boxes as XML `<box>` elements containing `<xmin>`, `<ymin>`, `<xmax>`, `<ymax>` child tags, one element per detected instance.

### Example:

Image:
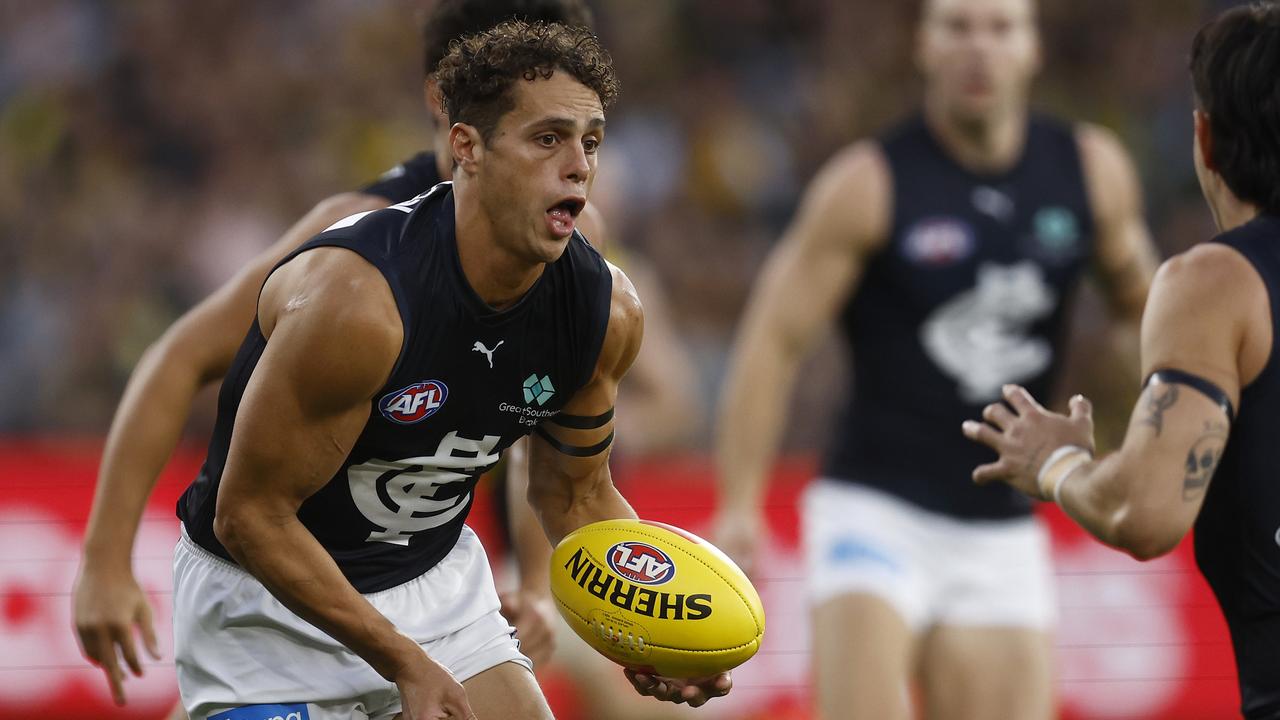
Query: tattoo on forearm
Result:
<box><xmin>1182</xmin><ymin>422</ymin><xmax>1228</xmax><ymax>501</ymax></box>
<box><xmin>1140</xmin><ymin>385</ymin><xmax>1180</xmax><ymax>436</ymax></box>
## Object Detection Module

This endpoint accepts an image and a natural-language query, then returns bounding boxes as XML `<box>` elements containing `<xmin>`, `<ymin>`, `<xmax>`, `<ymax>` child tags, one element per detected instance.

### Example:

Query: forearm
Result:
<box><xmin>1052</xmin><ymin>448</ymin><xmax>1179</xmax><ymax>560</ymax></box>
<box><xmin>1050</xmin><ymin>452</ymin><xmax>1130</xmax><ymax>548</ymax></box>
<box><xmin>506</xmin><ymin>439</ymin><xmax>552</xmax><ymax>594</ymax></box>
<box><xmin>84</xmin><ymin>338</ymin><xmax>206</xmax><ymax>569</ymax></box>
<box><xmin>215</xmin><ymin>510</ymin><xmax>417</xmax><ymax>679</ymax></box>
<box><xmin>535</xmin><ymin>472</ymin><xmax>636</xmax><ymax>547</ymax></box>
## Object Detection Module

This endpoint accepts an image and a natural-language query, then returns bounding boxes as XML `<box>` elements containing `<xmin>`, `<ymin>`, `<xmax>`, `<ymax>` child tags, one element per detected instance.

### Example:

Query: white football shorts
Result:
<box><xmin>173</xmin><ymin>525</ymin><xmax>532</xmax><ymax>720</ymax></box>
<box><xmin>802</xmin><ymin>479</ymin><xmax>1056</xmax><ymax>632</ymax></box>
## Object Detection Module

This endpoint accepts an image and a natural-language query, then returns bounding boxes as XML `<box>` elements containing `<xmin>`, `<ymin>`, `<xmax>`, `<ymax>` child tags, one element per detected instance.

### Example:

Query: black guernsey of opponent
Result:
<box><xmin>178</xmin><ymin>183</ymin><xmax>613</xmax><ymax>593</ymax></box>
<box><xmin>362</xmin><ymin>151</ymin><xmax>443</xmax><ymax>205</ymax></box>
<box><xmin>1198</xmin><ymin>214</ymin><xmax>1280</xmax><ymax>719</ymax></box>
<box><xmin>824</xmin><ymin>114</ymin><xmax>1096</xmax><ymax>519</ymax></box>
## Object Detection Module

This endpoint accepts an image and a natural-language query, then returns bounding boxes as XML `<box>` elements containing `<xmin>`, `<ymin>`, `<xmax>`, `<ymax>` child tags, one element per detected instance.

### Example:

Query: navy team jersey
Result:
<box><xmin>178</xmin><ymin>183</ymin><xmax>613</xmax><ymax>592</ymax></box>
<box><xmin>1197</xmin><ymin>214</ymin><xmax>1280</xmax><ymax>719</ymax></box>
<box><xmin>362</xmin><ymin>151</ymin><xmax>443</xmax><ymax>205</ymax></box>
<box><xmin>823</xmin><ymin>114</ymin><xmax>1096</xmax><ymax>520</ymax></box>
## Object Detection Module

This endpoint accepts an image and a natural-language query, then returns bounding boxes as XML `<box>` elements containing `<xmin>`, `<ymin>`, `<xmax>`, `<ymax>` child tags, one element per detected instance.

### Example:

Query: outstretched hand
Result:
<box><xmin>72</xmin><ymin>566</ymin><xmax>162</xmax><ymax>705</ymax></box>
<box><xmin>961</xmin><ymin>384</ymin><xmax>1095</xmax><ymax>498</ymax></box>
<box><xmin>624</xmin><ymin>668</ymin><xmax>733</xmax><ymax>708</ymax></box>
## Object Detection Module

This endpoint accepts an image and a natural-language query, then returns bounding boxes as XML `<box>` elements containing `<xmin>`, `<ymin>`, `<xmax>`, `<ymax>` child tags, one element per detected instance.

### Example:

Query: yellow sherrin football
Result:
<box><xmin>550</xmin><ymin>518</ymin><xmax>765</xmax><ymax>678</ymax></box>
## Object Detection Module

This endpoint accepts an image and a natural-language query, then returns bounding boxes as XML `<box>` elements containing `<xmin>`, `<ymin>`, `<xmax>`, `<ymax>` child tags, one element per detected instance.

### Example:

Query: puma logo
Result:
<box><xmin>472</xmin><ymin>340</ymin><xmax>504</xmax><ymax>369</ymax></box>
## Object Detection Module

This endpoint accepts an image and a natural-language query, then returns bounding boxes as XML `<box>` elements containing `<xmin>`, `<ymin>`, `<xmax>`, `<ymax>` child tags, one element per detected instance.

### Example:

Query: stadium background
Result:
<box><xmin>0</xmin><ymin>0</ymin><xmax>1249</xmax><ymax>717</ymax></box>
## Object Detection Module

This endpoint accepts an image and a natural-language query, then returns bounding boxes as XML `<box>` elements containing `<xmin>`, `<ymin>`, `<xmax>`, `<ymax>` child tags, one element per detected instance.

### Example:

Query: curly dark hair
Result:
<box><xmin>1190</xmin><ymin>2</ymin><xmax>1280</xmax><ymax>214</ymax></box>
<box><xmin>435</xmin><ymin>20</ymin><xmax>620</xmax><ymax>142</ymax></box>
<box><xmin>420</xmin><ymin>0</ymin><xmax>595</xmax><ymax>78</ymax></box>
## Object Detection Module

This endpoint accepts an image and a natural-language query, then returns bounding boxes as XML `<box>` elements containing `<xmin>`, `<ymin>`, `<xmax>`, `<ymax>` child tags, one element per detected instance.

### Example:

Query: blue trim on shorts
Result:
<box><xmin>828</xmin><ymin>536</ymin><xmax>901</xmax><ymax>572</ymax></box>
<box><xmin>209</xmin><ymin>704</ymin><xmax>310</xmax><ymax>720</ymax></box>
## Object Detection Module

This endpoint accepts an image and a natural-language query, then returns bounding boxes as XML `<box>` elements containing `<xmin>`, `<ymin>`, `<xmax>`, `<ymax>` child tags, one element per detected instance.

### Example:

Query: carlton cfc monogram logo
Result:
<box><xmin>607</xmin><ymin>541</ymin><xmax>676</xmax><ymax>586</ymax></box>
<box><xmin>378</xmin><ymin>381</ymin><xmax>448</xmax><ymax>424</ymax></box>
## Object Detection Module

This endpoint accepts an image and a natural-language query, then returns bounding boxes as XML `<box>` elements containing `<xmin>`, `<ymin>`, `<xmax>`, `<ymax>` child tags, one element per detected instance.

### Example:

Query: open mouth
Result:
<box><xmin>546</xmin><ymin>196</ymin><xmax>586</xmax><ymax>239</ymax></box>
<box><xmin>549</xmin><ymin>197</ymin><xmax>586</xmax><ymax>218</ymax></box>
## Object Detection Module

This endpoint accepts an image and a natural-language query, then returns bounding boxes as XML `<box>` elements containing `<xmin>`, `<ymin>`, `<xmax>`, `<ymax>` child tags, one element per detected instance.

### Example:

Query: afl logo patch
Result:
<box><xmin>378</xmin><ymin>381</ymin><xmax>448</xmax><ymax>425</ymax></box>
<box><xmin>903</xmin><ymin>218</ymin><xmax>975</xmax><ymax>266</ymax></box>
<box><xmin>607</xmin><ymin>542</ymin><xmax>676</xmax><ymax>586</ymax></box>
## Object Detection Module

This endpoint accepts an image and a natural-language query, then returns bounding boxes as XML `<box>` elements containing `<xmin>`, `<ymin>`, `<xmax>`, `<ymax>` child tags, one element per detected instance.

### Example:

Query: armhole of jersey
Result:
<box><xmin>255</xmin><ymin>240</ymin><xmax>413</xmax><ymax>382</ymax></box>
<box><xmin>1212</xmin><ymin>237</ymin><xmax>1280</xmax><ymax>392</ymax></box>
<box><xmin>580</xmin><ymin>253</ymin><xmax>615</xmax><ymax>391</ymax></box>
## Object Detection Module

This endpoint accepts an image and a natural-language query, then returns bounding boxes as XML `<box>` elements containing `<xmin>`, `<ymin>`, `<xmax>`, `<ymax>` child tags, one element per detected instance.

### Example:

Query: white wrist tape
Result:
<box><xmin>1037</xmin><ymin>445</ymin><xmax>1092</xmax><ymax>503</ymax></box>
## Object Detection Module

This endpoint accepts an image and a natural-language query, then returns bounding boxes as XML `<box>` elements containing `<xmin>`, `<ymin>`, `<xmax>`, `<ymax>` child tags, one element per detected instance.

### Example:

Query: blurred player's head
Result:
<box><xmin>438</xmin><ymin>20</ymin><xmax>618</xmax><ymax>263</ymax></box>
<box><xmin>1190</xmin><ymin>1</ymin><xmax>1280</xmax><ymax>228</ymax></box>
<box><xmin>917</xmin><ymin>0</ymin><xmax>1041</xmax><ymax>129</ymax></box>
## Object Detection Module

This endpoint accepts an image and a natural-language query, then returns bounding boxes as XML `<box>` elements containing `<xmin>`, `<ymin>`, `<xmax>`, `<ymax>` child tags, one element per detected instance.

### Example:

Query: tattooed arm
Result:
<box><xmin>963</xmin><ymin>244</ymin><xmax>1266</xmax><ymax>560</ymax></box>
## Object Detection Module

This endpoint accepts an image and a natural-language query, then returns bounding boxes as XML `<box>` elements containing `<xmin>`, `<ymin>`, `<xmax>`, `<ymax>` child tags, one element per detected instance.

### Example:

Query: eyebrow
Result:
<box><xmin>531</xmin><ymin>116</ymin><xmax>607</xmax><ymax>132</ymax></box>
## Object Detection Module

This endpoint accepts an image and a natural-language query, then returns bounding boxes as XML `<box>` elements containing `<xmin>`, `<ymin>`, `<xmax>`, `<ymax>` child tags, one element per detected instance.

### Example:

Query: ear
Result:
<box><xmin>1194</xmin><ymin>109</ymin><xmax>1216</xmax><ymax>172</ymax></box>
<box><xmin>424</xmin><ymin>78</ymin><xmax>447</xmax><ymax>125</ymax></box>
<box><xmin>449</xmin><ymin>123</ymin><xmax>484</xmax><ymax>174</ymax></box>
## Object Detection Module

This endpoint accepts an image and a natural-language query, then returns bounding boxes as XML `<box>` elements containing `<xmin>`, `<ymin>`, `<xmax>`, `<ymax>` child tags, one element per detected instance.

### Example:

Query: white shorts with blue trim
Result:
<box><xmin>802</xmin><ymin>479</ymin><xmax>1057</xmax><ymax>632</ymax></box>
<box><xmin>173</xmin><ymin>525</ymin><xmax>532</xmax><ymax>720</ymax></box>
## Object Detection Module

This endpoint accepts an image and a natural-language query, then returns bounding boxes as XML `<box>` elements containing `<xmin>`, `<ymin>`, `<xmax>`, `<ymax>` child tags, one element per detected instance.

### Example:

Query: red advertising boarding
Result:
<box><xmin>0</xmin><ymin>441</ymin><xmax>1240</xmax><ymax>719</ymax></box>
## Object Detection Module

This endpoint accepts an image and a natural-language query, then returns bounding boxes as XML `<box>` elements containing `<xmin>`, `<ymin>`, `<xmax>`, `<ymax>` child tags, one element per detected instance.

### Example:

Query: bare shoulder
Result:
<box><xmin>312</xmin><ymin>191</ymin><xmax>392</xmax><ymax>221</ymax></box>
<box><xmin>795</xmin><ymin>141</ymin><xmax>892</xmax><ymax>254</ymax></box>
<box><xmin>812</xmin><ymin>141</ymin><xmax>891</xmax><ymax>214</ymax></box>
<box><xmin>596</xmin><ymin>262</ymin><xmax>644</xmax><ymax>379</ymax></box>
<box><xmin>1153</xmin><ymin>242</ymin><xmax>1260</xmax><ymax>299</ymax></box>
<box><xmin>258</xmin><ymin>247</ymin><xmax>404</xmax><ymax>404</ymax></box>
<box><xmin>1076</xmin><ymin>123</ymin><xmax>1141</xmax><ymax>217</ymax></box>
<box><xmin>1142</xmin><ymin>241</ymin><xmax>1267</xmax><ymax>387</ymax></box>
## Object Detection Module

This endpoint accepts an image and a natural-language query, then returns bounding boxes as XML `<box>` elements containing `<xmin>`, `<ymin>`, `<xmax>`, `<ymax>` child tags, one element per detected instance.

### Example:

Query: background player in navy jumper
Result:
<box><xmin>964</xmin><ymin>4</ymin><xmax>1280</xmax><ymax>718</ymax></box>
<box><xmin>71</xmin><ymin>1</ymin><xmax>699</xmax><ymax>714</ymax></box>
<box><xmin>713</xmin><ymin>0</ymin><xmax>1160</xmax><ymax>718</ymax></box>
<box><xmin>165</xmin><ymin>21</ymin><xmax>730</xmax><ymax>720</ymax></box>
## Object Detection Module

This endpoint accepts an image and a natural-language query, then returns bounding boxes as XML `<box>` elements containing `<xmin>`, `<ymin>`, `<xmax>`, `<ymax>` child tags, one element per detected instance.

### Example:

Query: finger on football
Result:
<box><xmin>1002</xmin><ymin>384</ymin><xmax>1044</xmax><ymax>414</ymax></box>
<box><xmin>961</xmin><ymin>420</ymin><xmax>1003</xmax><ymax>450</ymax></box>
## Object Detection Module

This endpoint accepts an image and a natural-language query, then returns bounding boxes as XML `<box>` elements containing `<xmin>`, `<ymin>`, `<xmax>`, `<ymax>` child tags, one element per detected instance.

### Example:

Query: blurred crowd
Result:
<box><xmin>0</xmin><ymin>0</ymin><xmax>1238</xmax><ymax>444</ymax></box>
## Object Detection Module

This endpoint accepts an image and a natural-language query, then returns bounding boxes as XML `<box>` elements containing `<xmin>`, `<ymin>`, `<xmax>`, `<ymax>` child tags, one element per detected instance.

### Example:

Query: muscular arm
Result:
<box><xmin>82</xmin><ymin>193</ymin><xmax>389</xmax><ymax>571</ymax></box>
<box><xmin>713</xmin><ymin>144</ymin><xmax>889</xmax><ymax>538</ymax></box>
<box><xmin>74</xmin><ymin>192</ymin><xmax>387</xmax><ymax>702</ymax></box>
<box><xmin>210</xmin><ymin>246</ymin><xmax>425</xmax><ymax>678</ymax></box>
<box><xmin>966</xmin><ymin>244</ymin><xmax>1266</xmax><ymax>560</ymax></box>
<box><xmin>527</xmin><ymin>264</ymin><xmax>643</xmax><ymax>544</ymax></box>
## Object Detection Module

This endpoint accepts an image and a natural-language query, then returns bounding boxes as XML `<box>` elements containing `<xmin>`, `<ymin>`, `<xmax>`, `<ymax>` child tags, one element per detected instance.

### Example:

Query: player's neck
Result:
<box><xmin>454</xmin><ymin>194</ymin><xmax>544</xmax><ymax>311</ymax></box>
<box><xmin>1208</xmin><ymin>188</ymin><xmax>1260</xmax><ymax>234</ymax></box>
<box><xmin>925</xmin><ymin>99</ymin><xmax>1027</xmax><ymax>175</ymax></box>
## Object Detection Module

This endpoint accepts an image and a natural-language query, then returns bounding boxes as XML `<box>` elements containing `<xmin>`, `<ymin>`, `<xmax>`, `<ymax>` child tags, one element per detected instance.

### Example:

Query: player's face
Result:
<box><xmin>476</xmin><ymin>72</ymin><xmax>604</xmax><ymax>264</ymax></box>
<box><xmin>918</xmin><ymin>0</ymin><xmax>1040</xmax><ymax>124</ymax></box>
